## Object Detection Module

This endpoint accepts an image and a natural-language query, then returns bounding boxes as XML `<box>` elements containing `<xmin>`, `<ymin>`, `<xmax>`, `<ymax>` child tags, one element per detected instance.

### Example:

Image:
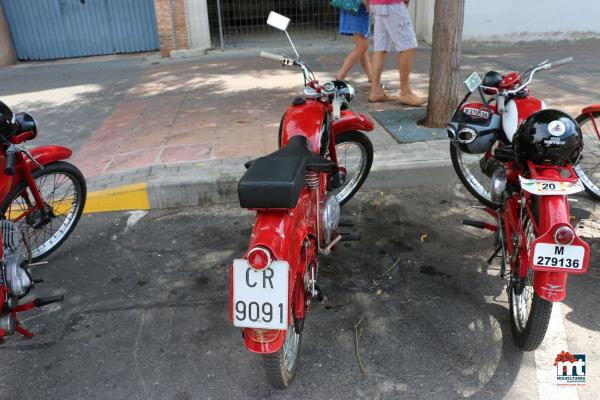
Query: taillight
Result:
<box><xmin>554</xmin><ymin>226</ymin><xmax>575</xmax><ymax>245</ymax></box>
<box><xmin>244</xmin><ymin>328</ymin><xmax>280</xmax><ymax>343</ymax></box>
<box><xmin>247</xmin><ymin>247</ymin><xmax>272</xmax><ymax>270</ymax></box>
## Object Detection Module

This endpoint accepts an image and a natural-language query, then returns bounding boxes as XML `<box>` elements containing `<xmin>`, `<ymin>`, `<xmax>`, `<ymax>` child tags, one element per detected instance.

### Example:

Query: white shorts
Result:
<box><xmin>371</xmin><ymin>3</ymin><xmax>418</xmax><ymax>52</ymax></box>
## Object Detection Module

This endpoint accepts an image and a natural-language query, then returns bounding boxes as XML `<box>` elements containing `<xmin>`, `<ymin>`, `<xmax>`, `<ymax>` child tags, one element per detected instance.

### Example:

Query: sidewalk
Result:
<box><xmin>1</xmin><ymin>42</ymin><xmax>599</xmax><ymax>210</ymax></box>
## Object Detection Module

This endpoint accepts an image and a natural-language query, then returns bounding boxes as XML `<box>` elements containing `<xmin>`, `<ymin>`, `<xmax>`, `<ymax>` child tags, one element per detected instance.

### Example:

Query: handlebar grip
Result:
<box><xmin>260</xmin><ymin>51</ymin><xmax>284</xmax><ymax>62</ymax></box>
<box><xmin>497</xmin><ymin>94</ymin><xmax>506</xmax><ymax>114</ymax></box>
<box><xmin>549</xmin><ymin>57</ymin><xmax>573</xmax><ymax>68</ymax></box>
<box><xmin>332</xmin><ymin>98</ymin><xmax>342</xmax><ymax>121</ymax></box>
<box><xmin>4</xmin><ymin>146</ymin><xmax>17</xmax><ymax>176</ymax></box>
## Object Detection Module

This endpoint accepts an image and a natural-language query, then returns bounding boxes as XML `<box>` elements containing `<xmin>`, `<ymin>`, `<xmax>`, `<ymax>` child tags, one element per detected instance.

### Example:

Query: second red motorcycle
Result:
<box><xmin>450</xmin><ymin>58</ymin><xmax>590</xmax><ymax>350</ymax></box>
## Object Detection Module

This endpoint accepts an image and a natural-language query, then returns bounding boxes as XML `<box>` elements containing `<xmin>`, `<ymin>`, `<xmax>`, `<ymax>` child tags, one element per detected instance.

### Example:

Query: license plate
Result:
<box><xmin>232</xmin><ymin>259</ymin><xmax>289</xmax><ymax>330</ymax></box>
<box><xmin>532</xmin><ymin>243</ymin><xmax>585</xmax><ymax>271</ymax></box>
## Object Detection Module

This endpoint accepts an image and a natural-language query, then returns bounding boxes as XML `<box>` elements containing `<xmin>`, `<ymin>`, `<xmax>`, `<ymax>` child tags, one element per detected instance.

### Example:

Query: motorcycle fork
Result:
<box><xmin>17</xmin><ymin>152</ymin><xmax>46</xmax><ymax>211</ymax></box>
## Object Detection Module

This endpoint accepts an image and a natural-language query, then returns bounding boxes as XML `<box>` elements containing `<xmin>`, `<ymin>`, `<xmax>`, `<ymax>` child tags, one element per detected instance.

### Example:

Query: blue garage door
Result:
<box><xmin>1</xmin><ymin>0</ymin><xmax>160</xmax><ymax>61</ymax></box>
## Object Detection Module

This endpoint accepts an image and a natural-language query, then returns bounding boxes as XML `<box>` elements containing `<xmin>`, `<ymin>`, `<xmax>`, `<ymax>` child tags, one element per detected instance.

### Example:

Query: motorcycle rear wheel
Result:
<box><xmin>262</xmin><ymin>323</ymin><xmax>302</xmax><ymax>389</ymax></box>
<box><xmin>508</xmin><ymin>213</ymin><xmax>552</xmax><ymax>351</ymax></box>
<box><xmin>0</xmin><ymin>161</ymin><xmax>86</xmax><ymax>261</ymax></box>
<box><xmin>450</xmin><ymin>142</ymin><xmax>500</xmax><ymax>209</ymax></box>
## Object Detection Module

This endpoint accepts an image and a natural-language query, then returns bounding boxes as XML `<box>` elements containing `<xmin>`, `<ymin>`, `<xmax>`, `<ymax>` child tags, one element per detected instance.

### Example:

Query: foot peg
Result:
<box><xmin>34</xmin><ymin>295</ymin><xmax>64</xmax><ymax>308</ymax></box>
<box><xmin>463</xmin><ymin>219</ymin><xmax>487</xmax><ymax>229</ymax></box>
<box><xmin>463</xmin><ymin>219</ymin><xmax>497</xmax><ymax>232</ymax></box>
<box><xmin>320</xmin><ymin>235</ymin><xmax>342</xmax><ymax>256</ymax></box>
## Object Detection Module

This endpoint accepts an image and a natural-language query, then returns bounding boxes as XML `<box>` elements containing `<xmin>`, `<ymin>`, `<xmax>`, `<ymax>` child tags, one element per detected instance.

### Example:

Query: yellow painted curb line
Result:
<box><xmin>84</xmin><ymin>182</ymin><xmax>150</xmax><ymax>213</ymax></box>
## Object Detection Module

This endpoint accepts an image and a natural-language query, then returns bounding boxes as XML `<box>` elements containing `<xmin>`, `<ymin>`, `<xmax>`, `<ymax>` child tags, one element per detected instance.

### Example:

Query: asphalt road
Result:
<box><xmin>0</xmin><ymin>185</ymin><xmax>599</xmax><ymax>400</ymax></box>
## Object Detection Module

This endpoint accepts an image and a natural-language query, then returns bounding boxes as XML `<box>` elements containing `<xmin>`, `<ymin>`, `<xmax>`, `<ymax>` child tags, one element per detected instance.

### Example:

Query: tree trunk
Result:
<box><xmin>423</xmin><ymin>0</ymin><xmax>465</xmax><ymax>128</ymax></box>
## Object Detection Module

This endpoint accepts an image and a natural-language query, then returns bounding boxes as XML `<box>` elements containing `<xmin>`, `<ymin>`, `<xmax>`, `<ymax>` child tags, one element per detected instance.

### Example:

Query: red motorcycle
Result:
<box><xmin>449</xmin><ymin>58</ymin><xmax>590</xmax><ymax>350</ymax></box>
<box><xmin>0</xmin><ymin>101</ymin><xmax>87</xmax><ymax>341</ymax></box>
<box><xmin>229</xmin><ymin>12</ymin><xmax>374</xmax><ymax>388</ymax></box>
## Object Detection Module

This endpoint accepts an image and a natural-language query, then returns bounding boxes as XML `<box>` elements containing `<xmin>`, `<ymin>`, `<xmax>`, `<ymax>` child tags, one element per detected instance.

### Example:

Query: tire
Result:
<box><xmin>0</xmin><ymin>161</ymin><xmax>87</xmax><ymax>261</ymax></box>
<box><xmin>332</xmin><ymin>131</ymin><xmax>373</xmax><ymax>206</ymax></box>
<box><xmin>262</xmin><ymin>324</ymin><xmax>302</xmax><ymax>389</ymax></box>
<box><xmin>508</xmin><ymin>208</ymin><xmax>552</xmax><ymax>351</ymax></box>
<box><xmin>450</xmin><ymin>142</ymin><xmax>500</xmax><ymax>208</ymax></box>
<box><xmin>574</xmin><ymin>111</ymin><xmax>600</xmax><ymax>200</ymax></box>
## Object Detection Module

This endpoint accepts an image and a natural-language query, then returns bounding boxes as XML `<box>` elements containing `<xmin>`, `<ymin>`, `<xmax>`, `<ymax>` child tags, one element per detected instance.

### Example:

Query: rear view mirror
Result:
<box><xmin>267</xmin><ymin>11</ymin><xmax>290</xmax><ymax>31</ymax></box>
<box><xmin>464</xmin><ymin>72</ymin><xmax>482</xmax><ymax>92</ymax></box>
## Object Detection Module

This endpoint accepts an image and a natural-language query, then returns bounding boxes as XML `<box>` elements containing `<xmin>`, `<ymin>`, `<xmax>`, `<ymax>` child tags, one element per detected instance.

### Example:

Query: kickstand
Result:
<box><xmin>487</xmin><ymin>245</ymin><xmax>502</xmax><ymax>265</ymax></box>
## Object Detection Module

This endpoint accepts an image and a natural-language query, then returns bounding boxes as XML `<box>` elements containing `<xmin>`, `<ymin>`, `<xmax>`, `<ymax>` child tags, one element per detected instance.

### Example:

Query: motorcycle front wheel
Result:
<box><xmin>262</xmin><ymin>323</ymin><xmax>302</xmax><ymax>389</ymax></box>
<box><xmin>508</xmin><ymin>213</ymin><xmax>552</xmax><ymax>351</ymax></box>
<box><xmin>332</xmin><ymin>131</ymin><xmax>373</xmax><ymax>206</ymax></box>
<box><xmin>450</xmin><ymin>142</ymin><xmax>500</xmax><ymax>209</ymax></box>
<box><xmin>0</xmin><ymin>161</ymin><xmax>87</xmax><ymax>261</ymax></box>
<box><xmin>574</xmin><ymin>111</ymin><xmax>600</xmax><ymax>200</ymax></box>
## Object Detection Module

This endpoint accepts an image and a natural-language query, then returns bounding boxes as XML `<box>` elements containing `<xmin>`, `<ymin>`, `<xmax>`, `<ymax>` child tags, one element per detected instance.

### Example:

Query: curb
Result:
<box><xmin>84</xmin><ymin>182</ymin><xmax>150</xmax><ymax>213</ymax></box>
<box><xmin>84</xmin><ymin>160</ymin><xmax>455</xmax><ymax>213</ymax></box>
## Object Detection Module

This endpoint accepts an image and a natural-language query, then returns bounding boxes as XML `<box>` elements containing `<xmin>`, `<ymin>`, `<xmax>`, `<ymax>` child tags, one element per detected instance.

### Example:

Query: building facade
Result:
<box><xmin>0</xmin><ymin>0</ymin><xmax>598</xmax><ymax>64</ymax></box>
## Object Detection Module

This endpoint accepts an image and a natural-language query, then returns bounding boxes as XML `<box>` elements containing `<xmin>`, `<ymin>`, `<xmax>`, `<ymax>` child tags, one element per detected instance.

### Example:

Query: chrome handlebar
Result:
<box><xmin>480</xmin><ymin>56</ymin><xmax>573</xmax><ymax>114</ymax></box>
<box><xmin>260</xmin><ymin>50</ymin><xmax>350</xmax><ymax>110</ymax></box>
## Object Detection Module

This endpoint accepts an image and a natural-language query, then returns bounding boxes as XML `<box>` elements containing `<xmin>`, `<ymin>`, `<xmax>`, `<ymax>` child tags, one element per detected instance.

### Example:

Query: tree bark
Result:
<box><xmin>423</xmin><ymin>0</ymin><xmax>465</xmax><ymax>128</ymax></box>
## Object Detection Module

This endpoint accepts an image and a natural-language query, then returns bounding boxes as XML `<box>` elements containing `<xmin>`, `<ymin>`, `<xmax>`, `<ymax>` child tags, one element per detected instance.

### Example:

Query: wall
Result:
<box><xmin>154</xmin><ymin>0</ymin><xmax>189</xmax><ymax>56</ymax></box>
<box><xmin>418</xmin><ymin>0</ymin><xmax>600</xmax><ymax>45</ymax></box>
<box><xmin>185</xmin><ymin>0</ymin><xmax>211</xmax><ymax>49</ymax></box>
<box><xmin>0</xmin><ymin>4</ymin><xmax>15</xmax><ymax>66</ymax></box>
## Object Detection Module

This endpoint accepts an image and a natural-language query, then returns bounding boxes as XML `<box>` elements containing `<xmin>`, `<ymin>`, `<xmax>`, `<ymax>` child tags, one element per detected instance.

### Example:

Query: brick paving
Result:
<box><xmin>0</xmin><ymin>42</ymin><xmax>598</xmax><ymax>201</ymax></box>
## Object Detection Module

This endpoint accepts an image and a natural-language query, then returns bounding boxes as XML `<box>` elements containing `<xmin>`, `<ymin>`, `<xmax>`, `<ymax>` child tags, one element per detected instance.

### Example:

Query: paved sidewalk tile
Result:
<box><xmin>4</xmin><ymin>42</ymin><xmax>598</xmax><ymax>202</ymax></box>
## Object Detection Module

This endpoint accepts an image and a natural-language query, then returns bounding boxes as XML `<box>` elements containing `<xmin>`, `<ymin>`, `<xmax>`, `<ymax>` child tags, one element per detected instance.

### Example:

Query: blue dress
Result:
<box><xmin>339</xmin><ymin>4</ymin><xmax>370</xmax><ymax>39</ymax></box>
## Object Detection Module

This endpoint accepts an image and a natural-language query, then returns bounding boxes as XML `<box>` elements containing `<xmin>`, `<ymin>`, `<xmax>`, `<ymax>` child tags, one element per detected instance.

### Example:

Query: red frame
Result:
<box><xmin>0</xmin><ymin>131</ymin><xmax>74</xmax><ymax>342</ymax></box>
<box><xmin>231</xmin><ymin>94</ymin><xmax>374</xmax><ymax>354</ymax></box>
<box><xmin>464</xmin><ymin>73</ymin><xmax>591</xmax><ymax>303</ymax></box>
<box><xmin>486</xmin><ymin>159</ymin><xmax>589</xmax><ymax>302</ymax></box>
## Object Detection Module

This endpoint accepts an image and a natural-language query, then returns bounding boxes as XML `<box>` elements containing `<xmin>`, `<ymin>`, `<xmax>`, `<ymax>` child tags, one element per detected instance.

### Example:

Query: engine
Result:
<box><xmin>0</xmin><ymin>220</ymin><xmax>31</xmax><ymax>336</ymax></box>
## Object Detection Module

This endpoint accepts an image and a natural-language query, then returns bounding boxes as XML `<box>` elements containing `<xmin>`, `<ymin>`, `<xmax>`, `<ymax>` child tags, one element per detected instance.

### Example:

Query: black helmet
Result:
<box><xmin>447</xmin><ymin>103</ymin><xmax>502</xmax><ymax>154</ymax></box>
<box><xmin>513</xmin><ymin>109</ymin><xmax>582</xmax><ymax>167</ymax></box>
<box><xmin>482</xmin><ymin>71</ymin><xmax>503</xmax><ymax>87</ymax></box>
<box><xmin>482</xmin><ymin>71</ymin><xmax>503</xmax><ymax>95</ymax></box>
<box><xmin>0</xmin><ymin>101</ymin><xmax>17</xmax><ymax>140</ymax></box>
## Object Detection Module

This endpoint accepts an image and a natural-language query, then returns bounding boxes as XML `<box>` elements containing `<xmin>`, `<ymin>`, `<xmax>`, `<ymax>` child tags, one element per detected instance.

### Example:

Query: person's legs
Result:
<box><xmin>369</xmin><ymin>5</ymin><xmax>396</xmax><ymax>102</ymax></box>
<box><xmin>397</xmin><ymin>47</ymin><xmax>415</xmax><ymax>96</ymax></box>
<box><xmin>383</xmin><ymin>3</ymin><xmax>425</xmax><ymax>106</ymax></box>
<box><xmin>369</xmin><ymin>51</ymin><xmax>387</xmax><ymax>98</ymax></box>
<box><xmin>358</xmin><ymin>40</ymin><xmax>373</xmax><ymax>82</ymax></box>
<box><xmin>337</xmin><ymin>34</ymin><xmax>370</xmax><ymax>81</ymax></box>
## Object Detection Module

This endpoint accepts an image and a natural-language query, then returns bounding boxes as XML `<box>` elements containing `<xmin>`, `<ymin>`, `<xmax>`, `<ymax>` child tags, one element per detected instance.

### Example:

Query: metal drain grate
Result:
<box><xmin>370</xmin><ymin>108</ymin><xmax>446</xmax><ymax>144</ymax></box>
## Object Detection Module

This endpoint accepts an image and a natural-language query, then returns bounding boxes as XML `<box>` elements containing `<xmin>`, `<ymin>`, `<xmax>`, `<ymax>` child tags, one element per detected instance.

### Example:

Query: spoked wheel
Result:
<box><xmin>262</xmin><ymin>323</ymin><xmax>302</xmax><ymax>389</ymax></box>
<box><xmin>450</xmin><ymin>142</ymin><xmax>500</xmax><ymax>208</ymax></box>
<box><xmin>574</xmin><ymin>111</ymin><xmax>600</xmax><ymax>200</ymax></box>
<box><xmin>508</xmin><ymin>216</ymin><xmax>552</xmax><ymax>351</ymax></box>
<box><xmin>0</xmin><ymin>161</ymin><xmax>87</xmax><ymax>261</ymax></box>
<box><xmin>332</xmin><ymin>131</ymin><xmax>373</xmax><ymax>206</ymax></box>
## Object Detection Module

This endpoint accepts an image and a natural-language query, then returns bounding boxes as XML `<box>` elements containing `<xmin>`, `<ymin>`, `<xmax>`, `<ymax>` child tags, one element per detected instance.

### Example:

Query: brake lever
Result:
<box><xmin>18</xmin><ymin>146</ymin><xmax>44</xmax><ymax>169</ymax></box>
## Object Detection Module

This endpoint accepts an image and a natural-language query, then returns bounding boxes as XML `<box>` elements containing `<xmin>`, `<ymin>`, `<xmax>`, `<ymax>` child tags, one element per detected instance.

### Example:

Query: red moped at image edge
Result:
<box><xmin>0</xmin><ymin>101</ymin><xmax>87</xmax><ymax>341</ymax></box>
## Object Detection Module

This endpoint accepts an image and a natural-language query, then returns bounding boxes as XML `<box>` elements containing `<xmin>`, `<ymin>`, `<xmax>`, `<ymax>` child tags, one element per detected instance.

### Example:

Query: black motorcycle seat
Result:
<box><xmin>238</xmin><ymin>135</ymin><xmax>336</xmax><ymax>209</ymax></box>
